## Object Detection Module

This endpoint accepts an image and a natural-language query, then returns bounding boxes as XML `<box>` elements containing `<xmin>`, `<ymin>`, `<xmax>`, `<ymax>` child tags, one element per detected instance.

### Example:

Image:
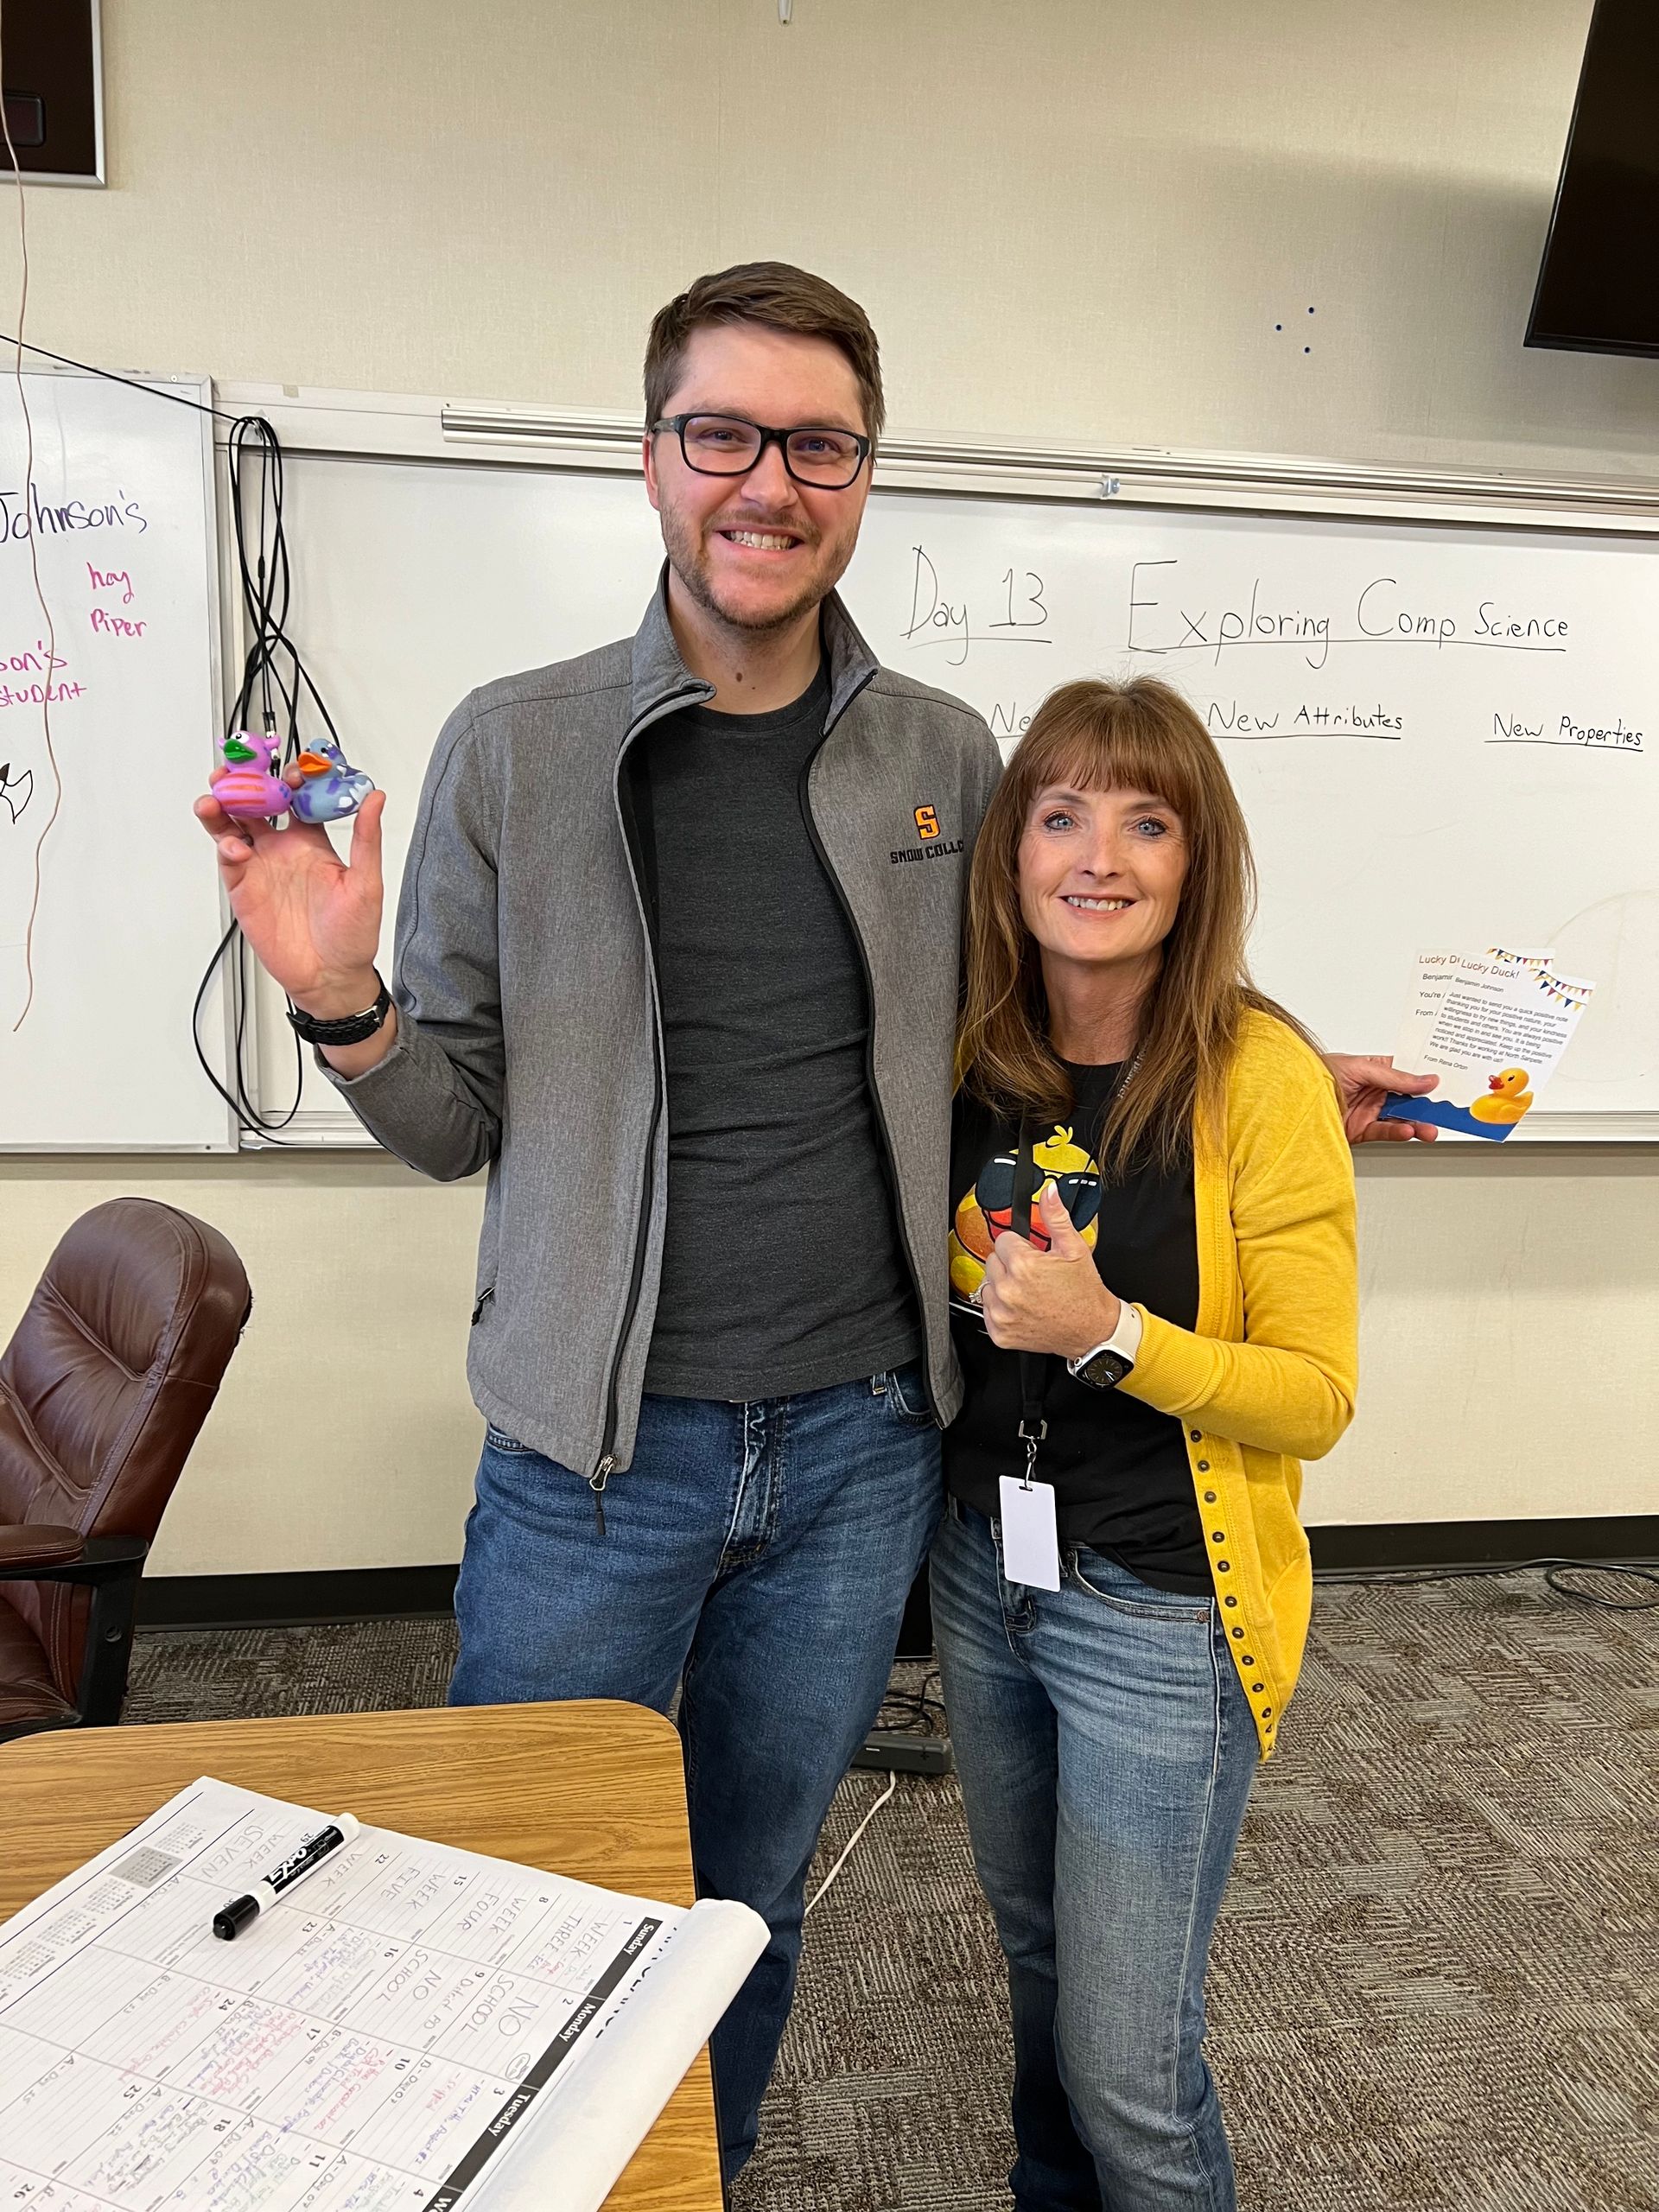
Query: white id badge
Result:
<box><xmin>998</xmin><ymin>1475</ymin><xmax>1062</xmax><ymax>1590</ymax></box>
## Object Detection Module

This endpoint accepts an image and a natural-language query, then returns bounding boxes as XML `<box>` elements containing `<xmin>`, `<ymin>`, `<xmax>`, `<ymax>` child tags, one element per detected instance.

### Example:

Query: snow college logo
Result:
<box><xmin>891</xmin><ymin>800</ymin><xmax>964</xmax><ymax>867</ymax></box>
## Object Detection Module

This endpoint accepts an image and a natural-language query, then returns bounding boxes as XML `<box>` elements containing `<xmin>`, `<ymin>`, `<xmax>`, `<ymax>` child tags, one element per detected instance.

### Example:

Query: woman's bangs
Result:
<box><xmin>1027</xmin><ymin>705</ymin><xmax>1199</xmax><ymax>825</ymax></box>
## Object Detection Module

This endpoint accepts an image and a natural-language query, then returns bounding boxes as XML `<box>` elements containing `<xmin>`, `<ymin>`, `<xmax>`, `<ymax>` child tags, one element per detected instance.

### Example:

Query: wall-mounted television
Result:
<box><xmin>1527</xmin><ymin>0</ymin><xmax>1659</xmax><ymax>358</ymax></box>
<box><xmin>0</xmin><ymin>0</ymin><xmax>102</xmax><ymax>186</ymax></box>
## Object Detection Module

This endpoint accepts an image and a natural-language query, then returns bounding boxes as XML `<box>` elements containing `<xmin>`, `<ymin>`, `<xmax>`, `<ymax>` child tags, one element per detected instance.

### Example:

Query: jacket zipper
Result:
<box><xmin>589</xmin><ymin>683</ymin><xmax>710</xmax><ymax>1527</ymax></box>
<box><xmin>795</xmin><ymin>687</ymin><xmax>931</xmax><ymax>1384</ymax></box>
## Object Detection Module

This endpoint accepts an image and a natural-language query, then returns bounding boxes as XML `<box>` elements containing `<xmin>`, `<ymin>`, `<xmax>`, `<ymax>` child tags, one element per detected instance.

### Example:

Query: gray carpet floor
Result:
<box><xmin>121</xmin><ymin>1570</ymin><xmax>1659</xmax><ymax>2212</ymax></box>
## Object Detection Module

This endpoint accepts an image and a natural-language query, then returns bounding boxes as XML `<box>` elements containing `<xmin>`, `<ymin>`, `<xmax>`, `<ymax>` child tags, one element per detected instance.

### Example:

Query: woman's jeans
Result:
<box><xmin>931</xmin><ymin>1501</ymin><xmax>1259</xmax><ymax>2212</ymax></box>
<box><xmin>448</xmin><ymin>1366</ymin><xmax>943</xmax><ymax>2182</ymax></box>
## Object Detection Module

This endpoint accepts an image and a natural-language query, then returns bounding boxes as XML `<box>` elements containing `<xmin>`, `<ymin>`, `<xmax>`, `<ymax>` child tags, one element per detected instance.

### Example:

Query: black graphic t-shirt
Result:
<box><xmin>944</xmin><ymin>1060</ymin><xmax>1210</xmax><ymax>1593</ymax></box>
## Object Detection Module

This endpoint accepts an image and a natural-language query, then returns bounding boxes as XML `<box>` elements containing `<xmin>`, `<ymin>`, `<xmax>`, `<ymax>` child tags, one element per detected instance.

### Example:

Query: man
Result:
<box><xmin>197</xmin><ymin>262</ymin><xmax>1434</xmax><ymax>2176</ymax></box>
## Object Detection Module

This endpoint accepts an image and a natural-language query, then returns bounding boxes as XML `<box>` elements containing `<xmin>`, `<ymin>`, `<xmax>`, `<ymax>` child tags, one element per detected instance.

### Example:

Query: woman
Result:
<box><xmin>934</xmin><ymin>677</ymin><xmax>1357</xmax><ymax>2212</ymax></box>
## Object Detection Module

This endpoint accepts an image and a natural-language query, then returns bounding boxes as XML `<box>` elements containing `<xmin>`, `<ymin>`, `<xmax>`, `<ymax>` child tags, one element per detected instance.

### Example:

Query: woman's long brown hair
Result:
<box><xmin>956</xmin><ymin>677</ymin><xmax>1317</xmax><ymax>1172</ymax></box>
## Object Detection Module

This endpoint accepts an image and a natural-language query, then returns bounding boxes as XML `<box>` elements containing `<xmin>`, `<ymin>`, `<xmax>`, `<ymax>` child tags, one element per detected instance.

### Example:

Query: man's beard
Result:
<box><xmin>659</xmin><ymin>505</ymin><xmax>834</xmax><ymax>636</ymax></box>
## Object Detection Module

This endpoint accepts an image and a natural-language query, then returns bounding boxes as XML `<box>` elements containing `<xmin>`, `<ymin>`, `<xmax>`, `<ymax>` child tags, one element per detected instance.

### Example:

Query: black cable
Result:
<box><xmin>0</xmin><ymin>332</ymin><xmax>245</xmax><ymax>423</ymax></box>
<box><xmin>190</xmin><ymin>412</ymin><xmax>348</xmax><ymax>1139</ymax></box>
<box><xmin>876</xmin><ymin>1665</ymin><xmax>947</xmax><ymax>1733</ymax></box>
<box><xmin>1315</xmin><ymin>1557</ymin><xmax>1659</xmax><ymax>1612</ymax></box>
<box><xmin>223</xmin><ymin>417</ymin><xmax>341</xmax><ymax>755</ymax></box>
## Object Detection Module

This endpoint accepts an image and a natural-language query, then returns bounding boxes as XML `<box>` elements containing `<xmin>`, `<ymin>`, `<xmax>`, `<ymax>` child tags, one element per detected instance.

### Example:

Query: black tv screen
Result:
<box><xmin>1527</xmin><ymin>0</ymin><xmax>1659</xmax><ymax>358</ymax></box>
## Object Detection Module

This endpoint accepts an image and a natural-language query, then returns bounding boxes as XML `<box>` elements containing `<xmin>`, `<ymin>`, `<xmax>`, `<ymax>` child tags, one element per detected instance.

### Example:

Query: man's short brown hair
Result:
<box><xmin>644</xmin><ymin>261</ymin><xmax>885</xmax><ymax>446</ymax></box>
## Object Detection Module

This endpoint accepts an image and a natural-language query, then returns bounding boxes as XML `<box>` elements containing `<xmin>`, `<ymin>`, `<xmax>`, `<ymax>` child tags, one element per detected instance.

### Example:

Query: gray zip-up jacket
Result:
<box><xmin>327</xmin><ymin>575</ymin><xmax>1003</xmax><ymax>1482</ymax></box>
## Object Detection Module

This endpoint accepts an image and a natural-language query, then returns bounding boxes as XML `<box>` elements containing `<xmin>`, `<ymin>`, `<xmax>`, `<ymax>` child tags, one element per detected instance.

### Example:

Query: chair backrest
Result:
<box><xmin>0</xmin><ymin>1198</ymin><xmax>251</xmax><ymax>1699</ymax></box>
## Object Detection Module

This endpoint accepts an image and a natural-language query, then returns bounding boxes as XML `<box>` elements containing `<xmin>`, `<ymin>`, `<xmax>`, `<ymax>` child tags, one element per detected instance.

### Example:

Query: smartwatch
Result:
<box><xmin>1067</xmin><ymin>1301</ymin><xmax>1143</xmax><ymax>1391</ymax></box>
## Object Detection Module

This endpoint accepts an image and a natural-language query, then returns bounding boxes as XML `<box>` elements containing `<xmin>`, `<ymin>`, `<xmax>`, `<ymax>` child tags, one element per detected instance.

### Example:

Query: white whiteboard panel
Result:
<box><xmin>250</xmin><ymin>454</ymin><xmax>1657</xmax><ymax>1139</ymax></box>
<box><xmin>0</xmin><ymin>370</ymin><xmax>232</xmax><ymax>1149</ymax></box>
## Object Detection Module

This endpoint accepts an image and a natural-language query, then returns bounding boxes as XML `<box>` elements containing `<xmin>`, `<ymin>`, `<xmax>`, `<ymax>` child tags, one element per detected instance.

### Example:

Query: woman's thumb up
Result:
<box><xmin>1037</xmin><ymin>1179</ymin><xmax>1090</xmax><ymax>1258</ymax></box>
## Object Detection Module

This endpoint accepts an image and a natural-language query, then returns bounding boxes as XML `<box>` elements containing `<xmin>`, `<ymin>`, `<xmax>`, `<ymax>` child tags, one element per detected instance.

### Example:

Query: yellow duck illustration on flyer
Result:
<box><xmin>1467</xmin><ymin>1066</ymin><xmax>1535</xmax><ymax>1127</ymax></box>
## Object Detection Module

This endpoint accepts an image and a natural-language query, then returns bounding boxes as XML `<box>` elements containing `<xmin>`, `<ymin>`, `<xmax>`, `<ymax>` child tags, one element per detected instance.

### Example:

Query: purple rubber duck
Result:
<box><xmin>289</xmin><ymin>738</ymin><xmax>375</xmax><ymax>824</ymax></box>
<box><xmin>211</xmin><ymin>731</ymin><xmax>291</xmax><ymax>821</ymax></box>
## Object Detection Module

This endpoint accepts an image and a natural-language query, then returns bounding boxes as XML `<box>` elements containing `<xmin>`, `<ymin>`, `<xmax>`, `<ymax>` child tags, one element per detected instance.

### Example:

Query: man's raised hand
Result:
<box><xmin>194</xmin><ymin>776</ymin><xmax>388</xmax><ymax>1018</ymax></box>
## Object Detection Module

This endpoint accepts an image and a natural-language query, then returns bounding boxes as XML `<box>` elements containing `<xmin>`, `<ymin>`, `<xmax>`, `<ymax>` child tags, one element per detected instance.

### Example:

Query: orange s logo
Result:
<box><xmin>914</xmin><ymin>805</ymin><xmax>940</xmax><ymax>840</ymax></box>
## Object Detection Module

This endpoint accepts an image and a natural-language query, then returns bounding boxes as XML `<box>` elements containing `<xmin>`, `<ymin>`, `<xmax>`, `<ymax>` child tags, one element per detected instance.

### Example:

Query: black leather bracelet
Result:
<box><xmin>285</xmin><ymin>979</ymin><xmax>393</xmax><ymax>1046</ymax></box>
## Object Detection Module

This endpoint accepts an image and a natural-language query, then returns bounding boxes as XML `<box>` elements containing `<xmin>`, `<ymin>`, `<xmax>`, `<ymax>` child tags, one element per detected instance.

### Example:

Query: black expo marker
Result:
<box><xmin>212</xmin><ymin>1812</ymin><xmax>361</xmax><ymax>1939</ymax></box>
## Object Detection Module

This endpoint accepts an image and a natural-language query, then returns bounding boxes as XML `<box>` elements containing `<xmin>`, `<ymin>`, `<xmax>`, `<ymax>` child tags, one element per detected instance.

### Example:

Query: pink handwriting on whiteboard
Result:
<box><xmin>87</xmin><ymin>563</ymin><xmax>135</xmax><ymax>603</ymax></box>
<box><xmin>90</xmin><ymin>606</ymin><xmax>147</xmax><ymax>639</ymax></box>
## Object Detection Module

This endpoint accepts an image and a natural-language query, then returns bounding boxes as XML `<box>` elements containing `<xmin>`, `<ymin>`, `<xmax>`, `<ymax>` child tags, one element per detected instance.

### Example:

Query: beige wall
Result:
<box><xmin>3</xmin><ymin>0</ymin><xmax>1654</xmax><ymax>1574</ymax></box>
<box><xmin>28</xmin><ymin>0</ymin><xmax>1650</xmax><ymax>477</ymax></box>
<box><xmin>3</xmin><ymin>1158</ymin><xmax>484</xmax><ymax>1575</ymax></box>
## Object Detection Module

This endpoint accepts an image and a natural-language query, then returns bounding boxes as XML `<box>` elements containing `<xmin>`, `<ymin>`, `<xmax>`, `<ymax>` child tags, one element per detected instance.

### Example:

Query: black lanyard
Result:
<box><xmin>1008</xmin><ymin>1058</ymin><xmax>1138</xmax><ymax>1483</ymax></box>
<box><xmin>1009</xmin><ymin>1119</ymin><xmax>1050</xmax><ymax>1482</ymax></box>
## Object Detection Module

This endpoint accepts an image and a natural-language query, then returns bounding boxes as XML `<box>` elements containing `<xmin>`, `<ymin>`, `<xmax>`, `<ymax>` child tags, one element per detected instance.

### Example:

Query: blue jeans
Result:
<box><xmin>448</xmin><ymin>1365</ymin><xmax>942</xmax><ymax>2178</ymax></box>
<box><xmin>931</xmin><ymin>1503</ymin><xmax>1258</xmax><ymax>2212</ymax></box>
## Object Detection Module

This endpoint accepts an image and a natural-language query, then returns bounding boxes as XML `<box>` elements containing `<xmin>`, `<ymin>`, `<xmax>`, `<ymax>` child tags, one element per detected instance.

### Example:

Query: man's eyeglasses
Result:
<box><xmin>652</xmin><ymin>413</ymin><xmax>871</xmax><ymax>491</ymax></box>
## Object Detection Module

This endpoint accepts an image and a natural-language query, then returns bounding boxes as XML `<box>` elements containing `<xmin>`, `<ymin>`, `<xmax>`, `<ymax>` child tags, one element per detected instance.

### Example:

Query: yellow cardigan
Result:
<box><xmin>1118</xmin><ymin>1008</ymin><xmax>1358</xmax><ymax>1758</ymax></box>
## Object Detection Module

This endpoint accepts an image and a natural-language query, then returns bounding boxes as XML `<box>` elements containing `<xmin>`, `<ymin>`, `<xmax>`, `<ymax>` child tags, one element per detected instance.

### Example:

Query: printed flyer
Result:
<box><xmin>1381</xmin><ymin>948</ymin><xmax>1595</xmax><ymax>1140</ymax></box>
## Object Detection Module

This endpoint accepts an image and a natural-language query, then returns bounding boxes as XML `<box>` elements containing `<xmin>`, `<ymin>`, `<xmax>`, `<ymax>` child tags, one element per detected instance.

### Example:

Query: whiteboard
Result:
<box><xmin>0</xmin><ymin>369</ymin><xmax>232</xmax><ymax>1149</ymax></box>
<box><xmin>247</xmin><ymin>450</ymin><xmax>1658</xmax><ymax>1141</ymax></box>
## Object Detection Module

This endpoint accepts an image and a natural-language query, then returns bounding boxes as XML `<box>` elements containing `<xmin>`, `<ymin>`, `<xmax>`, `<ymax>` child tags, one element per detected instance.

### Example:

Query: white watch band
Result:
<box><xmin>1068</xmin><ymin>1300</ymin><xmax>1143</xmax><ymax>1376</ymax></box>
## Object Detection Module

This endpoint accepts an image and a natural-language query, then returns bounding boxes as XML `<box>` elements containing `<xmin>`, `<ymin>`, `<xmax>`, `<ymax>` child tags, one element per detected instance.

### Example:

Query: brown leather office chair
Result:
<box><xmin>0</xmin><ymin>1198</ymin><xmax>251</xmax><ymax>1744</ymax></box>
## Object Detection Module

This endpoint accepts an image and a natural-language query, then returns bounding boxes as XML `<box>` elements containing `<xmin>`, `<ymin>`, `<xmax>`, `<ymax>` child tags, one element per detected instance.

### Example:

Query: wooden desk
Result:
<box><xmin>0</xmin><ymin>1701</ymin><xmax>721</xmax><ymax>2212</ymax></box>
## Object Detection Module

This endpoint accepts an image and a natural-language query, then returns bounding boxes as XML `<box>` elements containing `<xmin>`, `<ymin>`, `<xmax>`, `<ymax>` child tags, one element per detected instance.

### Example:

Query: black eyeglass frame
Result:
<box><xmin>651</xmin><ymin>412</ymin><xmax>873</xmax><ymax>490</ymax></box>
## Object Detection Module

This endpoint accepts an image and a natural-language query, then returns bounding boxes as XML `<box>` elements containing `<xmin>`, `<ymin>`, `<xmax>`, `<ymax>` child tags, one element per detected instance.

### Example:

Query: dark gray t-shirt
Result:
<box><xmin>635</xmin><ymin>664</ymin><xmax>922</xmax><ymax>1400</ymax></box>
